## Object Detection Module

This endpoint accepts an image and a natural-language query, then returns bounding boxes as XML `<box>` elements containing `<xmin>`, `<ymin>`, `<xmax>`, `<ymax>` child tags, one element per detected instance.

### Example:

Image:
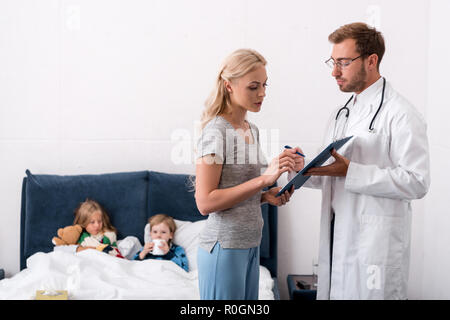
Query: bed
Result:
<box><xmin>0</xmin><ymin>170</ymin><xmax>280</xmax><ymax>300</ymax></box>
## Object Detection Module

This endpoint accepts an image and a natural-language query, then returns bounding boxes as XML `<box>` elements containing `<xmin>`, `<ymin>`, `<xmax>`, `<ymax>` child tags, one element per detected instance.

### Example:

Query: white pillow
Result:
<box><xmin>143</xmin><ymin>219</ymin><xmax>206</xmax><ymax>271</ymax></box>
<box><xmin>117</xmin><ymin>236</ymin><xmax>143</xmax><ymax>260</ymax></box>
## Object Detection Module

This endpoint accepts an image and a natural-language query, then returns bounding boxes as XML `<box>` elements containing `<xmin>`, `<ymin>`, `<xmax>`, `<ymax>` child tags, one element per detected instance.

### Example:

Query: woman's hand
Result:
<box><xmin>262</xmin><ymin>149</ymin><xmax>297</xmax><ymax>187</ymax></box>
<box><xmin>262</xmin><ymin>185</ymin><xmax>295</xmax><ymax>207</ymax></box>
<box><xmin>290</xmin><ymin>146</ymin><xmax>305</xmax><ymax>173</ymax></box>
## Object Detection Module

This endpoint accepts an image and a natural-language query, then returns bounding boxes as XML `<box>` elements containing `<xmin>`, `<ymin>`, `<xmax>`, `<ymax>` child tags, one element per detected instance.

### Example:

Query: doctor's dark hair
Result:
<box><xmin>328</xmin><ymin>22</ymin><xmax>385</xmax><ymax>71</ymax></box>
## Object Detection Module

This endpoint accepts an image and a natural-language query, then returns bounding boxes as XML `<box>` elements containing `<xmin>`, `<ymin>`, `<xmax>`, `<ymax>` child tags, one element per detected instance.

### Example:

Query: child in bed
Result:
<box><xmin>133</xmin><ymin>214</ymin><xmax>189</xmax><ymax>272</ymax></box>
<box><xmin>73</xmin><ymin>199</ymin><xmax>123</xmax><ymax>258</ymax></box>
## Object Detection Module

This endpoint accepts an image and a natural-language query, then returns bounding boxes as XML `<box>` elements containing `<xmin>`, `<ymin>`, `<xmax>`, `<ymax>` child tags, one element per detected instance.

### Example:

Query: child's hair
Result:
<box><xmin>149</xmin><ymin>214</ymin><xmax>176</xmax><ymax>243</ymax></box>
<box><xmin>73</xmin><ymin>199</ymin><xmax>117</xmax><ymax>233</ymax></box>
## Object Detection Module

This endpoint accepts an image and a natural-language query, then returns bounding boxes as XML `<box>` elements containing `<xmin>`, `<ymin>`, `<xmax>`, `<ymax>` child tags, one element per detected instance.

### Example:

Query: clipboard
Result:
<box><xmin>276</xmin><ymin>136</ymin><xmax>353</xmax><ymax>196</ymax></box>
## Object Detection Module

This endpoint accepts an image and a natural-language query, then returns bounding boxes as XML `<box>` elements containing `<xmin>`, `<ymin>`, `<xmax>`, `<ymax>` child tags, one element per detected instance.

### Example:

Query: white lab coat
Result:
<box><xmin>293</xmin><ymin>78</ymin><xmax>430</xmax><ymax>299</ymax></box>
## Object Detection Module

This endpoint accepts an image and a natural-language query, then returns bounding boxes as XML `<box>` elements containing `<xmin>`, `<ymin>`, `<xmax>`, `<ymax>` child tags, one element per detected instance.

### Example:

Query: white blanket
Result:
<box><xmin>0</xmin><ymin>250</ymin><xmax>275</xmax><ymax>300</ymax></box>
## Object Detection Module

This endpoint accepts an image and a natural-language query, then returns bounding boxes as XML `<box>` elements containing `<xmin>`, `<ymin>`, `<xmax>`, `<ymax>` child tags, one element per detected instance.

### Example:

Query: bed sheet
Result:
<box><xmin>0</xmin><ymin>250</ymin><xmax>274</xmax><ymax>300</ymax></box>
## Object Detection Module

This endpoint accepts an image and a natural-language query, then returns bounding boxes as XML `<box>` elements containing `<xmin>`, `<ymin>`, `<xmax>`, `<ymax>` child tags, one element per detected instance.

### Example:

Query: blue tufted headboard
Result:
<box><xmin>20</xmin><ymin>170</ymin><xmax>278</xmax><ymax>280</ymax></box>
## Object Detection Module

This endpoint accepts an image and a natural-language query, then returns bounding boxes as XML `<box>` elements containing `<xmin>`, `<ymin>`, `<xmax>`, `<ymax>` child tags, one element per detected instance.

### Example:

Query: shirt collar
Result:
<box><xmin>352</xmin><ymin>76</ymin><xmax>384</xmax><ymax>107</ymax></box>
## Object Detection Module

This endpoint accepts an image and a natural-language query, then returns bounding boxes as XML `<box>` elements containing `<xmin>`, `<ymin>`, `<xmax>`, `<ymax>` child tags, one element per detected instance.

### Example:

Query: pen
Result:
<box><xmin>284</xmin><ymin>145</ymin><xmax>305</xmax><ymax>157</ymax></box>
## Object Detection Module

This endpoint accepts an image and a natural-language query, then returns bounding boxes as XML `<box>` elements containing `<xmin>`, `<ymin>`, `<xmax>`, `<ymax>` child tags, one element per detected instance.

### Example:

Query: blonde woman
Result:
<box><xmin>195</xmin><ymin>49</ymin><xmax>304</xmax><ymax>300</ymax></box>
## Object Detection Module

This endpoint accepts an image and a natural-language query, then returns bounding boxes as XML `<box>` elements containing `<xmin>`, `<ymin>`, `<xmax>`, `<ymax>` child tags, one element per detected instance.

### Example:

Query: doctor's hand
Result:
<box><xmin>262</xmin><ymin>185</ymin><xmax>295</xmax><ymax>207</ymax></box>
<box><xmin>304</xmin><ymin>149</ymin><xmax>350</xmax><ymax>177</ymax></box>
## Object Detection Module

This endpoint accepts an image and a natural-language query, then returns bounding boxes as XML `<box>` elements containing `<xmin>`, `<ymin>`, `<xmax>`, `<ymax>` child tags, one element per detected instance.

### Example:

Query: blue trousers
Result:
<box><xmin>197</xmin><ymin>242</ymin><xmax>260</xmax><ymax>300</ymax></box>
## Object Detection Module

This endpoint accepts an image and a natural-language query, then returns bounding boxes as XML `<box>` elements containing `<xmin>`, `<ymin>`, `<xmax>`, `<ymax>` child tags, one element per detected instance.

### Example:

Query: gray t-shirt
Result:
<box><xmin>196</xmin><ymin>116</ymin><xmax>268</xmax><ymax>252</ymax></box>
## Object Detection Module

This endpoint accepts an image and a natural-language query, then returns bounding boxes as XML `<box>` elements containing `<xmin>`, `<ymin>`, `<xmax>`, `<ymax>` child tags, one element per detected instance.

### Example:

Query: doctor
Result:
<box><xmin>290</xmin><ymin>22</ymin><xmax>430</xmax><ymax>299</ymax></box>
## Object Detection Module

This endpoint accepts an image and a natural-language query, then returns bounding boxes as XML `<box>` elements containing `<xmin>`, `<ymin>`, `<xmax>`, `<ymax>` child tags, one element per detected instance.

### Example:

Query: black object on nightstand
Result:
<box><xmin>0</xmin><ymin>269</ymin><xmax>4</xmax><ymax>280</ymax></box>
<box><xmin>287</xmin><ymin>274</ymin><xmax>317</xmax><ymax>300</ymax></box>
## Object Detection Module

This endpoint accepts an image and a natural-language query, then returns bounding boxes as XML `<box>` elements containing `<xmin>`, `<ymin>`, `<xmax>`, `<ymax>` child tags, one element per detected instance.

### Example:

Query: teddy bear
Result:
<box><xmin>52</xmin><ymin>224</ymin><xmax>83</xmax><ymax>246</ymax></box>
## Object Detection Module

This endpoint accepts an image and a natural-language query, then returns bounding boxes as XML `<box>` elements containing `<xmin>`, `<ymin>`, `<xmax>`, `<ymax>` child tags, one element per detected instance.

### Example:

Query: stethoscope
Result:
<box><xmin>333</xmin><ymin>77</ymin><xmax>386</xmax><ymax>141</ymax></box>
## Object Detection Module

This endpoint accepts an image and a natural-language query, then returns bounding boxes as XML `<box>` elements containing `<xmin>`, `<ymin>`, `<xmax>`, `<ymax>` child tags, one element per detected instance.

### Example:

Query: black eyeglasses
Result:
<box><xmin>325</xmin><ymin>55</ymin><xmax>364</xmax><ymax>70</ymax></box>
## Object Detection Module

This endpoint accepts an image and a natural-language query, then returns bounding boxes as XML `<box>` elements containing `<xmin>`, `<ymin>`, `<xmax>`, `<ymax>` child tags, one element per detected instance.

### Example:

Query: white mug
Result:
<box><xmin>151</xmin><ymin>239</ymin><xmax>166</xmax><ymax>256</ymax></box>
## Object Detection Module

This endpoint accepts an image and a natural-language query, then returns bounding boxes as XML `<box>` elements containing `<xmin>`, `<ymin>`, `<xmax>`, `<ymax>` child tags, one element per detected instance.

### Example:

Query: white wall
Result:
<box><xmin>421</xmin><ymin>0</ymin><xmax>450</xmax><ymax>300</ymax></box>
<box><xmin>0</xmin><ymin>0</ymin><xmax>443</xmax><ymax>299</ymax></box>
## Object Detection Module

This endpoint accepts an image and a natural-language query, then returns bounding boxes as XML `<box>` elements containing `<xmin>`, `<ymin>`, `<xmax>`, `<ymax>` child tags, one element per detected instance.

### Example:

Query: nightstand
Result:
<box><xmin>287</xmin><ymin>274</ymin><xmax>317</xmax><ymax>300</ymax></box>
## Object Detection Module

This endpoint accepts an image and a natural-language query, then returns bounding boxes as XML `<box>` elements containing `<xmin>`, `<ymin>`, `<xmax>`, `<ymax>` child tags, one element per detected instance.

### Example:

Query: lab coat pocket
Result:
<box><xmin>350</xmin><ymin>131</ymin><xmax>389</xmax><ymax>166</ymax></box>
<box><xmin>359</xmin><ymin>214</ymin><xmax>404</xmax><ymax>268</ymax></box>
